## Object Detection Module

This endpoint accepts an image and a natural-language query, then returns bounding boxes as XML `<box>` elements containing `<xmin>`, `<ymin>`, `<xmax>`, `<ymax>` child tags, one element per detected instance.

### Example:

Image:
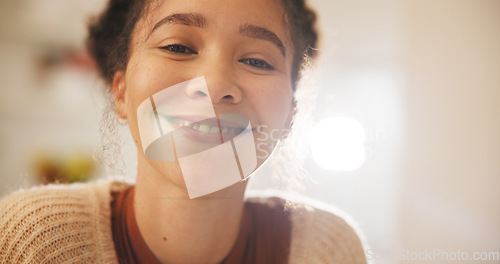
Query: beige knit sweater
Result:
<box><xmin>0</xmin><ymin>180</ymin><xmax>367</xmax><ymax>263</ymax></box>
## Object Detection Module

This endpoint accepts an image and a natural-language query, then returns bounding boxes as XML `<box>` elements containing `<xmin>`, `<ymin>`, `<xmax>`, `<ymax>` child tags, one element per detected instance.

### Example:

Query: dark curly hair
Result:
<box><xmin>87</xmin><ymin>0</ymin><xmax>318</xmax><ymax>89</ymax></box>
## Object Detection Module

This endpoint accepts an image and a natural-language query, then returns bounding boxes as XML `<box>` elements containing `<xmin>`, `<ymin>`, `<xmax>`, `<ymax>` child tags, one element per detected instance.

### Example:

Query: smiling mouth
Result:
<box><xmin>161</xmin><ymin>115</ymin><xmax>251</xmax><ymax>144</ymax></box>
<box><xmin>166</xmin><ymin>116</ymin><xmax>246</xmax><ymax>135</ymax></box>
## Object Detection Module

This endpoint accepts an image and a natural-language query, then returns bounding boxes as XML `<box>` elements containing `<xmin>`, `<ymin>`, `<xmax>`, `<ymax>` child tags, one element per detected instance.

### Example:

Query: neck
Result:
<box><xmin>134</xmin><ymin>160</ymin><xmax>247</xmax><ymax>264</ymax></box>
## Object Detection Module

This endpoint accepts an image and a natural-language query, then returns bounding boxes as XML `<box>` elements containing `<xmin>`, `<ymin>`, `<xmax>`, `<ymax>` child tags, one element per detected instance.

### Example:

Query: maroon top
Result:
<box><xmin>111</xmin><ymin>186</ymin><xmax>291</xmax><ymax>264</ymax></box>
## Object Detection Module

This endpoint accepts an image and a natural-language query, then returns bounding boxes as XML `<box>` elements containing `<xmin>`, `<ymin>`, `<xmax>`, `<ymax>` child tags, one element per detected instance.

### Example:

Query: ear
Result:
<box><xmin>112</xmin><ymin>71</ymin><xmax>128</xmax><ymax>119</ymax></box>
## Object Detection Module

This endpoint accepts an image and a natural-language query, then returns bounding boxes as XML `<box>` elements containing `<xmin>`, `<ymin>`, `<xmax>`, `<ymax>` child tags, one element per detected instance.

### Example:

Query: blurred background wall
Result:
<box><xmin>0</xmin><ymin>0</ymin><xmax>498</xmax><ymax>263</ymax></box>
<box><xmin>400</xmin><ymin>0</ymin><xmax>500</xmax><ymax>261</ymax></box>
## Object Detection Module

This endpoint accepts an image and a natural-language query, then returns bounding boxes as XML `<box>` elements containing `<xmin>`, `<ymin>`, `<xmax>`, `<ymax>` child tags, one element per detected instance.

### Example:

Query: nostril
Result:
<box><xmin>223</xmin><ymin>95</ymin><xmax>233</xmax><ymax>99</ymax></box>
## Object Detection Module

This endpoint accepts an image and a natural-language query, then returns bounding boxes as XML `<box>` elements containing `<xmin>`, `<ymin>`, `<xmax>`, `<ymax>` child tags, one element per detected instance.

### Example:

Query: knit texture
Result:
<box><xmin>0</xmin><ymin>180</ymin><xmax>367</xmax><ymax>263</ymax></box>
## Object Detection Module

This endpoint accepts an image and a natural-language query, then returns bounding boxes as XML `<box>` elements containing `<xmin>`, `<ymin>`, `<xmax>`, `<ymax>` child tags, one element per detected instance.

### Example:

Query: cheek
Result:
<box><xmin>124</xmin><ymin>57</ymin><xmax>196</xmax><ymax>119</ymax></box>
<box><xmin>249</xmin><ymin>79</ymin><xmax>292</xmax><ymax>162</ymax></box>
<box><xmin>122</xmin><ymin>56</ymin><xmax>174</xmax><ymax>150</ymax></box>
<box><xmin>126</xmin><ymin>59</ymin><xmax>172</xmax><ymax>107</ymax></box>
<box><xmin>247</xmin><ymin>77</ymin><xmax>293</xmax><ymax>129</ymax></box>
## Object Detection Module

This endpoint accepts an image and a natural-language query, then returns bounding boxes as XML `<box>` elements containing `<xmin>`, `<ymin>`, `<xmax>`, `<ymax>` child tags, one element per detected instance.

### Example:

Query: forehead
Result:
<box><xmin>134</xmin><ymin>0</ymin><xmax>288</xmax><ymax>42</ymax></box>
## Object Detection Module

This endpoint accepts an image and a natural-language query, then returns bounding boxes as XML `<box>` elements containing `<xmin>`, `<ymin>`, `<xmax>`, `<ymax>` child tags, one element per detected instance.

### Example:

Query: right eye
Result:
<box><xmin>160</xmin><ymin>44</ymin><xmax>198</xmax><ymax>55</ymax></box>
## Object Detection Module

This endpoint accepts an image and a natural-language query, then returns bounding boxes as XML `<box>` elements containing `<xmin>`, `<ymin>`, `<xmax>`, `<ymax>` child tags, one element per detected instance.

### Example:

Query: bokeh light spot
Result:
<box><xmin>311</xmin><ymin>117</ymin><xmax>366</xmax><ymax>171</ymax></box>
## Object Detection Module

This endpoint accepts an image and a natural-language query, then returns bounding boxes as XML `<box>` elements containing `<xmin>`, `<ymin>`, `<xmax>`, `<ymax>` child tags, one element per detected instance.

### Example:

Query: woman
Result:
<box><xmin>0</xmin><ymin>0</ymin><xmax>367</xmax><ymax>263</ymax></box>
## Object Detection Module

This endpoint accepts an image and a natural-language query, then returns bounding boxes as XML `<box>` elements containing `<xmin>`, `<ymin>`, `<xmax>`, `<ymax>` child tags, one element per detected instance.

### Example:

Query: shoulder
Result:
<box><xmin>246</xmin><ymin>190</ymin><xmax>368</xmax><ymax>264</ymax></box>
<box><xmin>0</xmin><ymin>179</ymin><xmax>127</xmax><ymax>263</ymax></box>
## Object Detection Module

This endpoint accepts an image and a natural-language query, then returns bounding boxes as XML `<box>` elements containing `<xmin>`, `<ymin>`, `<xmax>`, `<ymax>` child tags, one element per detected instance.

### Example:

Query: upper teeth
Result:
<box><xmin>178</xmin><ymin>120</ymin><xmax>191</xmax><ymax>127</ymax></box>
<box><xmin>172</xmin><ymin>117</ymin><xmax>244</xmax><ymax>134</ymax></box>
<box><xmin>199</xmin><ymin>124</ymin><xmax>210</xmax><ymax>133</ymax></box>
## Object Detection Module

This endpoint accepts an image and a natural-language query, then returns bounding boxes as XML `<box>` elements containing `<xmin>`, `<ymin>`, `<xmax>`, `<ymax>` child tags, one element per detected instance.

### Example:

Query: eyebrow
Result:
<box><xmin>240</xmin><ymin>24</ymin><xmax>286</xmax><ymax>57</ymax></box>
<box><xmin>150</xmin><ymin>13</ymin><xmax>286</xmax><ymax>57</ymax></box>
<box><xmin>151</xmin><ymin>13</ymin><xmax>207</xmax><ymax>33</ymax></box>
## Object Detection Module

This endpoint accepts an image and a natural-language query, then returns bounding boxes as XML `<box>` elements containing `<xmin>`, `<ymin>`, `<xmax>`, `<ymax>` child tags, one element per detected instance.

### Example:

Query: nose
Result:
<box><xmin>185</xmin><ymin>63</ymin><xmax>243</xmax><ymax>105</ymax></box>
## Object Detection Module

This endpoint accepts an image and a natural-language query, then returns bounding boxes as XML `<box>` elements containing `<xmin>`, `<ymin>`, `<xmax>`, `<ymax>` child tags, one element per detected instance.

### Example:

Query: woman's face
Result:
<box><xmin>114</xmin><ymin>0</ymin><xmax>295</xmax><ymax>191</ymax></box>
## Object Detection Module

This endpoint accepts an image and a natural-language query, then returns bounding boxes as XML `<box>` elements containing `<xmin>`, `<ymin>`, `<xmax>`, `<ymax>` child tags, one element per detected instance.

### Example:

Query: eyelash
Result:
<box><xmin>159</xmin><ymin>44</ymin><xmax>275</xmax><ymax>70</ymax></box>
<box><xmin>239</xmin><ymin>58</ymin><xmax>275</xmax><ymax>70</ymax></box>
<box><xmin>160</xmin><ymin>44</ymin><xmax>198</xmax><ymax>55</ymax></box>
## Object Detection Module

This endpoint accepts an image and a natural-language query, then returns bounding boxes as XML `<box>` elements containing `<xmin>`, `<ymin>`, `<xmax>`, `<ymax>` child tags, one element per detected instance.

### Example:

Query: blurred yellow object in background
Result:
<box><xmin>35</xmin><ymin>152</ymin><xmax>95</xmax><ymax>184</ymax></box>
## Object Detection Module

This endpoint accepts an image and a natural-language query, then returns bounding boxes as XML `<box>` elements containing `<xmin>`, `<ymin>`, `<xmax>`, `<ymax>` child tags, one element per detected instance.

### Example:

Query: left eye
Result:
<box><xmin>160</xmin><ymin>44</ymin><xmax>198</xmax><ymax>55</ymax></box>
<box><xmin>239</xmin><ymin>58</ymin><xmax>275</xmax><ymax>70</ymax></box>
